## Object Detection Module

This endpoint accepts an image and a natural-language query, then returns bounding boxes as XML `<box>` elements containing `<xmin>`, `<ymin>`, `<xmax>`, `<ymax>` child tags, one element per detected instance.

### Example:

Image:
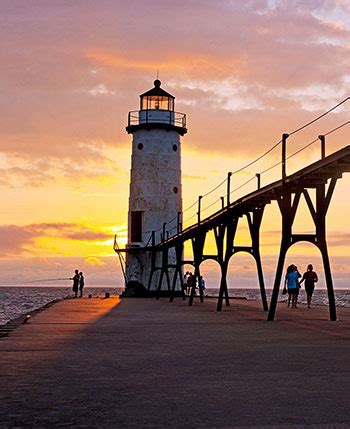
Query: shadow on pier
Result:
<box><xmin>0</xmin><ymin>297</ymin><xmax>349</xmax><ymax>427</ymax></box>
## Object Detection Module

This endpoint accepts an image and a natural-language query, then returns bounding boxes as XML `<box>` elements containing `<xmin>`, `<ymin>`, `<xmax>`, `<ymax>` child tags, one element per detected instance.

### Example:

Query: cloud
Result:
<box><xmin>0</xmin><ymin>225</ymin><xmax>38</xmax><ymax>257</ymax></box>
<box><xmin>328</xmin><ymin>232</ymin><xmax>350</xmax><ymax>247</ymax></box>
<box><xmin>86</xmin><ymin>84</ymin><xmax>116</xmax><ymax>96</ymax></box>
<box><xmin>0</xmin><ymin>141</ymin><xmax>125</xmax><ymax>188</ymax></box>
<box><xmin>0</xmin><ymin>223</ymin><xmax>112</xmax><ymax>257</ymax></box>
<box><xmin>84</xmin><ymin>256</ymin><xmax>106</xmax><ymax>266</ymax></box>
<box><xmin>0</xmin><ymin>0</ymin><xmax>348</xmax><ymax>188</ymax></box>
<box><xmin>0</xmin><ymin>255</ymin><xmax>122</xmax><ymax>287</ymax></box>
<box><xmin>66</xmin><ymin>230</ymin><xmax>111</xmax><ymax>241</ymax></box>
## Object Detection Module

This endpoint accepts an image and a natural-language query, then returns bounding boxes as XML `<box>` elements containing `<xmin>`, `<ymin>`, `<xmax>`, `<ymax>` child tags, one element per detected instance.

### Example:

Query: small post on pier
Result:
<box><xmin>227</xmin><ymin>172</ymin><xmax>232</xmax><ymax>208</ymax></box>
<box><xmin>197</xmin><ymin>196</ymin><xmax>203</xmax><ymax>224</ymax></box>
<box><xmin>162</xmin><ymin>223</ymin><xmax>166</xmax><ymax>242</ymax></box>
<box><xmin>319</xmin><ymin>135</ymin><xmax>325</xmax><ymax>159</ymax></box>
<box><xmin>282</xmin><ymin>133</ymin><xmax>289</xmax><ymax>180</ymax></box>
<box><xmin>221</xmin><ymin>196</ymin><xmax>225</xmax><ymax>209</ymax></box>
<box><xmin>256</xmin><ymin>173</ymin><xmax>261</xmax><ymax>190</ymax></box>
<box><xmin>152</xmin><ymin>231</ymin><xmax>155</xmax><ymax>246</ymax></box>
<box><xmin>177</xmin><ymin>212</ymin><xmax>182</xmax><ymax>233</ymax></box>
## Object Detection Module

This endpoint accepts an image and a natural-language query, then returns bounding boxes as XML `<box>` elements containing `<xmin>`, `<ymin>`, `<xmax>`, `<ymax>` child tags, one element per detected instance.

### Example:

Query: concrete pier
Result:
<box><xmin>0</xmin><ymin>297</ymin><xmax>349</xmax><ymax>428</ymax></box>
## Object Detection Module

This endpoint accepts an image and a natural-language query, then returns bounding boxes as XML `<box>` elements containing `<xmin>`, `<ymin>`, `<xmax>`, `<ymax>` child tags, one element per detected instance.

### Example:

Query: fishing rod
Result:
<box><xmin>26</xmin><ymin>278</ymin><xmax>72</xmax><ymax>284</ymax></box>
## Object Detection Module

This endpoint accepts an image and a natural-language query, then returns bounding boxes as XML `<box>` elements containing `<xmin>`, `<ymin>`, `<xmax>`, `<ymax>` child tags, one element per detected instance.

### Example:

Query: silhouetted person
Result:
<box><xmin>299</xmin><ymin>264</ymin><xmax>318</xmax><ymax>308</ymax></box>
<box><xmin>198</xmin><ymin>275</ymin><xmax>206</xmax><ymax>300</ymax></box>
<box><xmin>187</xmin><ymin>272</ymin><xmax>194</xmax><ymax>296</ymax></box>
<box><xmin>284</xmin><ymin>264</ymin><xmax>300</xmax><ymax>309</ymax></box>
<box><xmin>70</xmin><ymin>269</ymin><xmax>79</xmax><ymax>298</ymax></box>
<box><xmin>294</xmin><ymin>265</ymin><xmax>302</xmax><ymax>307</ymax></box>
<box><xmin>183</xmin><ymin>271</ymin><xmax>190</xmax><ymax>295</ymax></box>
<box><xmin>79</xmin><ymin>272</ymin><xmax>85</xmax><ymax>297</ymax></box>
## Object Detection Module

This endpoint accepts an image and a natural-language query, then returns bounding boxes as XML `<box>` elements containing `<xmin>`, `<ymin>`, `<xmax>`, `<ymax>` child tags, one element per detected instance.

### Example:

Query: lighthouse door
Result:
<box><xmin>131</xmin><ymin>211</ymin><xmax>142</xmax><ymax>242</ymax></box>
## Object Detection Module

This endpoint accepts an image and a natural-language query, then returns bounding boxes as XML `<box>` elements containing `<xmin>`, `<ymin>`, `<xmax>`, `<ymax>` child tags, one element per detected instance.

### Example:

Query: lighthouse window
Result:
<box><xmin>137</xmin><ymin>143</ymin><xmax>143</xmax><ymax>150</ymax></box>
<box><xmin>173</xmin><ymin>187</ymin><xmax>178</xmax><ymax>194</ymax></box>
<box><xmin>141</xmin><ymin>96</ymin><xmax>174</xmax><ymax>111</ymax></box>
<box><xmin>131</xmin><ymin>211</ymin><xmax>142</xmax><ymax>242</ymax></box>
<box><xmin>172</xmin><ymin>144</ymin><xmax>178</xmax><ymax>152</ymax></box>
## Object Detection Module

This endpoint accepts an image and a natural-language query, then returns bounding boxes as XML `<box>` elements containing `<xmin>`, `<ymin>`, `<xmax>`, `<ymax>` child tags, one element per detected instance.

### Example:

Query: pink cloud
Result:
<box><xmin>0</xmin><ymin>225</ymin><xmax>38</xmax><ymax>257</ymax></box>
<box><xmin>0</xmin><ymin>0</ymin><xmax>348</xmax><ymax>176</ymax></box>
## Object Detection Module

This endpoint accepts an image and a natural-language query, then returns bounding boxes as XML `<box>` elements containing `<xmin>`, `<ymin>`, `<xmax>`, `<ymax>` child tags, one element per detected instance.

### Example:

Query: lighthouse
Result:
<box><xmin>124</xmin><ymin>79</ymin><xmax>187</xmax><ymax>292</ymax></box>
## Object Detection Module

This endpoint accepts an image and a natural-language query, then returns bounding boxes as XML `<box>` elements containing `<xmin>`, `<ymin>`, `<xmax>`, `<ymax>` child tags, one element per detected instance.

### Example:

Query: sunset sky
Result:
<box><xmin>1</xmin><ymin>0</ymin><xmax>349</xmax><ymax>289</ymax></box>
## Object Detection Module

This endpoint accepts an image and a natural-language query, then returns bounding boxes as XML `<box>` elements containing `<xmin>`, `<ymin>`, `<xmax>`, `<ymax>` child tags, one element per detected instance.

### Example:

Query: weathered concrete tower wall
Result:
<box><xmin>125</xmin><ymin>80</ymin><xmax>187</xmax><ymax>290</ymax></box>
<box><xmin>127</xmin><ymin>129</ymin><xmax>182</xmax><ymax>286</ymax></box>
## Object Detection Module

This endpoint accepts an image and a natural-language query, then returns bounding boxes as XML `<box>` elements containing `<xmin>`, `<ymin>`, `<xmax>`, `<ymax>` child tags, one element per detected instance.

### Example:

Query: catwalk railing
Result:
<box><xmin>145</xmin><ymin>98</ymin><xmax>349</xmax><ymax>244</ymax></box>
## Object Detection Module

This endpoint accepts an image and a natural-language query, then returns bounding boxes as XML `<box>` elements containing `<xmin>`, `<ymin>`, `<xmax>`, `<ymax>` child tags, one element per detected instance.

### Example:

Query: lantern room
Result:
<box><xmin>126</xmin><ymin>79</ymin><xmax>187</xmax><ymax>135</ymax></box>
<box><xmin>140</xmin><ymin>79</ymin><xmax>174</xmax><ymax>111</ymax></box>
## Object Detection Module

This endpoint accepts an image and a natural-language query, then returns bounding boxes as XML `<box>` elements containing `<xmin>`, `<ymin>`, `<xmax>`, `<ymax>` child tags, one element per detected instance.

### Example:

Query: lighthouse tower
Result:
<box><xmin>125</xmin><ymin>80</ymin><xmax>187</xmax><ymax>291</ymax></box>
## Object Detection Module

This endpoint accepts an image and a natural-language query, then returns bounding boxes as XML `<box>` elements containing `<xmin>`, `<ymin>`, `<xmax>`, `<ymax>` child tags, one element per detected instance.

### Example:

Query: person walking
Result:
<box><xmin>79</xmin><ymin>272</ymin><xmax>85</xmax><ymax>298</ymax></box>
<box><xmin>70</xmin><ymin>269</ymin><xmax>80</xmax><ymax>298</ymax></box>
<box><xmin>183</xmin><ymin>271</ymin><xmax>190</xmax><ymax>295</ymax></box>
<box><xmin>294</xmin><ymin>265</ymin><xmax>302</xmax><ymax>308</ymax></box>
<box><xmin>198</xmin><ymin>275</ymin><xmax>206</xmax><ymax>300</ymax></box>
<box><xmin>299</xmin><ymin>264</ymin><xmax>318</xmax><ymax>308</ymax></box>
<box><xmin>187</xmin><ymin>272</ymin><xmax>194</xmax><ymax>296</ymax></box>
<box><xmin>284</xmin><ymin>264</ymin><xmax>300</xmax><ymax>309</ymax></box>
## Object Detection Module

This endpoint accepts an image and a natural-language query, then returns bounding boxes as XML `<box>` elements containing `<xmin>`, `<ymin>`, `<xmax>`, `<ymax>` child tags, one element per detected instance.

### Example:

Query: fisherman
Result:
<box><xmin>70</xmin><ymin>269</ymin><xmax>80</xmax><ymax>298</ymax></box>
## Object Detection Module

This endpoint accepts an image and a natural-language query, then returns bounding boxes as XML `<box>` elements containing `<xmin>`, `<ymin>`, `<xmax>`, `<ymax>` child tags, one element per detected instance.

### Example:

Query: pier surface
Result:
<box><xmin>0</xmin><ymin>297</ymin><xmax>349</xmax><ymax>428</ymax></box>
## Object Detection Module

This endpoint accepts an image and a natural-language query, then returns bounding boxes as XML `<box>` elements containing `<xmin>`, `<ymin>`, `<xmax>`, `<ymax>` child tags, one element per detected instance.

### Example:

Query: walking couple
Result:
<box><xmin>283</xmin><ymin>264</ymin><xmax>318</xmax><ymax>308</ymax></box>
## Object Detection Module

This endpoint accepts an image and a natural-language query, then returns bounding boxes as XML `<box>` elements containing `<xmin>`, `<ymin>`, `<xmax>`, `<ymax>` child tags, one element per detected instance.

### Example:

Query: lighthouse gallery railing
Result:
<box><xmin>128</xmin><ymin>109</ymin><xmax>186</xmax><ymax>129</ymax></box>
